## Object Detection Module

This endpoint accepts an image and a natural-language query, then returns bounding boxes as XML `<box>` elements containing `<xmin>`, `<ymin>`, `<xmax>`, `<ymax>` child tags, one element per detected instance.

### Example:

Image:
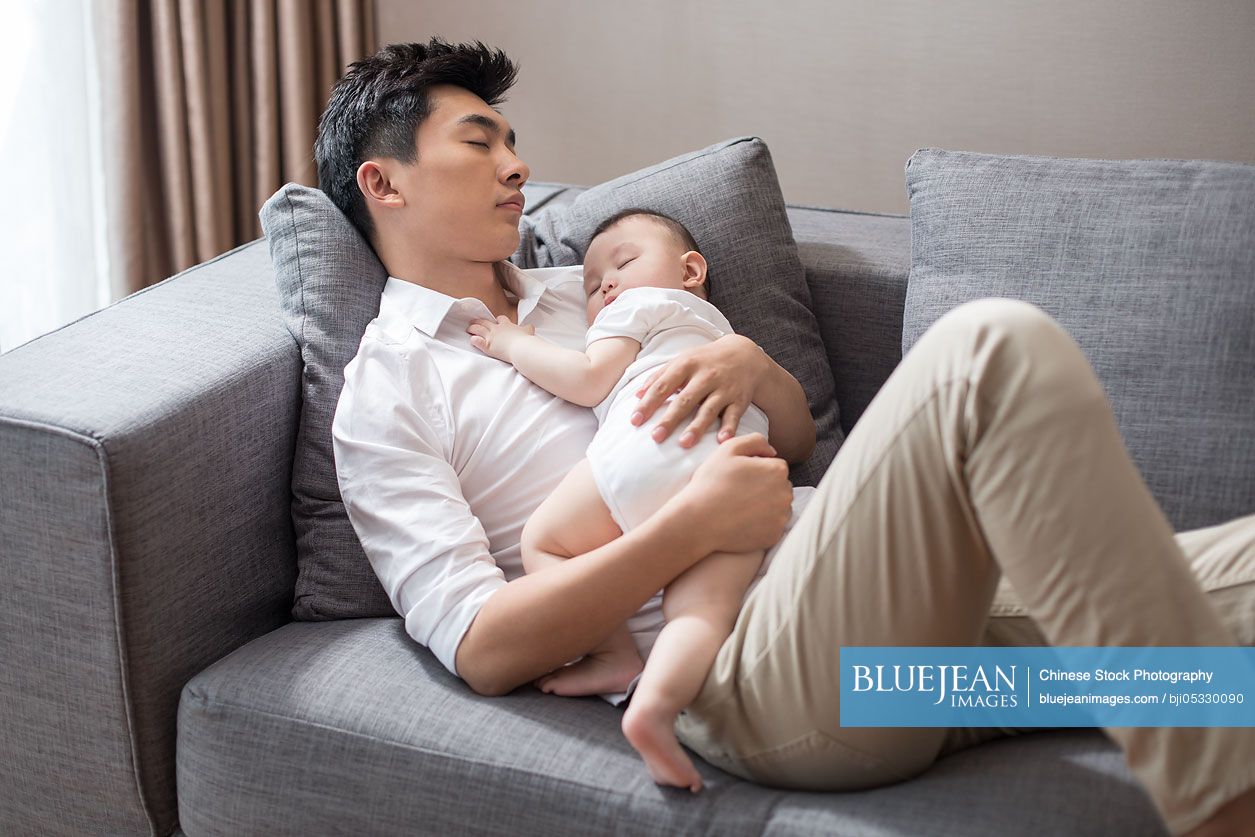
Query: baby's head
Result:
<box><xmin>583</xmin><ymin>208</ymin><xmax>709</xmax><ymax>323</ymax></box>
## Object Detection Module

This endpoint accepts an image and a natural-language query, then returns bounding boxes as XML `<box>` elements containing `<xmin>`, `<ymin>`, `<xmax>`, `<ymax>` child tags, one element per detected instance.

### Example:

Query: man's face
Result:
<box><xmin>381</xmin><ymin>84</ymin><xmax>530</xmax><ymax>263</ymax></box>
<box><xmin>583</xmin><ymin>217</ymin><xmax>692</xmax><ymax>323</ymax></box>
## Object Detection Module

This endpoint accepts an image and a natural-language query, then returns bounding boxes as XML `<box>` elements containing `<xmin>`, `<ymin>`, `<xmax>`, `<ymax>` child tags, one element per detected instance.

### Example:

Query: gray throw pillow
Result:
<box><xmin>517</xmin><ymin>137</ymin><xmax>842</xmax><ymax>487</ymax></box>
<box><xmin>903</xmin><ymin>148</ymin><xmax>1255</xmax><ymax>531</ymax></box>
<box><xmin>261</xmin><ymin>185</ymin><xmax>392</xmax><ymax>618</ymax></box>
<box><xmin>263</xmin><ymin>136</ymin><xmax>843</xmax><ymax>621</ymax></box>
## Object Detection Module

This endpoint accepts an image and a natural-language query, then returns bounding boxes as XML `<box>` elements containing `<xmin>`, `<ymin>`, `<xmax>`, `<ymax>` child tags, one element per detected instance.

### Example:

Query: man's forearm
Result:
<box><xmin>455</xmin><ymin>501</ymin><xmax>708</xmax><ymax>696</ymax></box>
<box><xmin>756</xmin><ymin>354</ymin><xmax>817</xmax><ymax>464</ymax></box>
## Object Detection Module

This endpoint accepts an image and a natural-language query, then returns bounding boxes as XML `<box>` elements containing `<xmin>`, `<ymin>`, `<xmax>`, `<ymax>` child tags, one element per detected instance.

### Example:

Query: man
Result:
<box><xmin>321</xmin><ymin>38</ymin><xmax>1255</xmax><ymax>836</ymax></box>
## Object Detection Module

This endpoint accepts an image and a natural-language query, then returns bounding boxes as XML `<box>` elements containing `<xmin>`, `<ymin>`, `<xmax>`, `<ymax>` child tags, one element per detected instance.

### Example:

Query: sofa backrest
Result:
<box><xmin>788</xmin><ymin>205</ymin><xmax>912</xmax><ymax>435</ymax></box>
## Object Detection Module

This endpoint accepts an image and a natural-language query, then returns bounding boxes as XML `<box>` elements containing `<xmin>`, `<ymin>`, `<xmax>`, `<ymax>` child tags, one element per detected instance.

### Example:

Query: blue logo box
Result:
<box><xmin>839</xmin><ymin>647</ymin><xmax>1255</xmax><ymax>727</ymax></box>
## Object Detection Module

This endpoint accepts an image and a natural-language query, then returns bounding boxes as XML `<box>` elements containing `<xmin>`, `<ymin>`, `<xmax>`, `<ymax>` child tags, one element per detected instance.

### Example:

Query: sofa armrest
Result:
<box><xmin>0</xmin><ymin>240</ymin><xmax>299</xmax><ymax>835</ymax></box>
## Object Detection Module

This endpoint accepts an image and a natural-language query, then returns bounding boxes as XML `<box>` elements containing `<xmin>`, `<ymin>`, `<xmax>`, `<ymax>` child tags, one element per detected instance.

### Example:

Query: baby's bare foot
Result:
<box><xmin>534</xmin><ymin>649</ymin><xmax>642</xmax><ymax>697</ymax></box>
<box><xmin>621</xmin><ymin>698</ymin><xmax>703</xmax><ymax>793</ymax></box>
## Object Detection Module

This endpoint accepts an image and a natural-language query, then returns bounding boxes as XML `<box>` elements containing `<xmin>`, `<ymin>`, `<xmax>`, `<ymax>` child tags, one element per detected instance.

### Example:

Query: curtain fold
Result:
<box><xmin>96</xmin><ymin>0</ymin><xmax>376</xmax><ymax>298</ymax></box>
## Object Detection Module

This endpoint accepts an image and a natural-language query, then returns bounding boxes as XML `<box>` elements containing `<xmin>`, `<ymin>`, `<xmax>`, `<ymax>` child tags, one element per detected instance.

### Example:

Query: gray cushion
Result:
<box><xmin>261</xmin><ymin>137</ymin><xmax>844</xmax><ymax>621</ymax></box>
<box><xmin>177</xmin><ymin>619</ymin><xmax>1167</xmax><ymax>836</ymax></box>
<box><xmin>260</xmin><ymin>185</ymin><xmax>393</xmax><ymax>619</ymax></box>
<box><xmin>903</xmin><ymin>149</ymin><xmax>1255</xmax><ymax>531</ymax></box>
<box><xmin>517</xmin><ymin>137</ymin><xmax>842</xmax><ymax>487</ymax></box>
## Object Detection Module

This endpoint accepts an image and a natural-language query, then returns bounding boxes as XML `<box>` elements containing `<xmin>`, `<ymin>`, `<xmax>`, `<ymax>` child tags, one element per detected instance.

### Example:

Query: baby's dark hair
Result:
<box><xmin>314</xmin><ymin>38</ymin><xmax>519</xmax><ymax>245</ymax></box>
<box><xmin>590</xmin><ymin>208</ymin><xmax>711</xmax><ymax>299</ymax></box>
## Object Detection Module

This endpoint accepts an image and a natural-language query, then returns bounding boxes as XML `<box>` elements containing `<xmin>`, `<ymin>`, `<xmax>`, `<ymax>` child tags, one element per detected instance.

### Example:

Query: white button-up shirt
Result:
<box><xmin>332</xmin><ymin>260</ymin><xmax>810</xmax><ymax>705</ymax></box>
<box><xmin>332</xmin><ymin>261</ymin><xmax>605</xmax><ymax>680</ymax></box>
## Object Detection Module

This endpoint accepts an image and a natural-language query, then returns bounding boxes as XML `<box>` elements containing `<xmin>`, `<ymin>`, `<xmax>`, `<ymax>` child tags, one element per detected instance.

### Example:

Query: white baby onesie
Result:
<box><xmin>586</xmin><ymin>287</ymin><xmax>772</xmax><ymax>530</ymax></box>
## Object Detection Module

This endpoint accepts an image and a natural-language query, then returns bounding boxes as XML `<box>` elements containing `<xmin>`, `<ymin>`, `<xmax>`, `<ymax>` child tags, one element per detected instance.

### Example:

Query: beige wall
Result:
<box><xmin>375</xmin><ymin>0</ymin><xmax>1255</xmax><ymax>214</ymax></box>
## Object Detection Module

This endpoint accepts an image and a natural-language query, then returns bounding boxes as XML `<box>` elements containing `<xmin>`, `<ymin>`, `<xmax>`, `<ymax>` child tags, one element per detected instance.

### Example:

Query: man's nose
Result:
<box><xmin>503</xmin><ymin>151</ymin><xmax>529</xmax><ymax>185</ymax></box>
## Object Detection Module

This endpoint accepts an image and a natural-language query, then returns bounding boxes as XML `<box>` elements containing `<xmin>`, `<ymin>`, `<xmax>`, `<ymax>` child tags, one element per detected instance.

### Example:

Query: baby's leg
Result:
<box><xmin>520</xmin><ymin>458</ymin><xmax>643</xmax><ymax>697</ymax></box>
<box><xmin>621</xmin><ymin>548</ymin><xmax>764</xmax><ymax>792</ymax></box>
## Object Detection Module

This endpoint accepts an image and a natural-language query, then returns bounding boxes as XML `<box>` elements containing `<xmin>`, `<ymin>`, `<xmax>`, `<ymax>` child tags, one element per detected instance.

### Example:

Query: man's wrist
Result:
<box><xmin>650</xmin><ymin>489</ymin><xmax>712</xmax><ymax>559</ymax></box>
<box><xmin>728</xmin><ymin>333</ymin><xmax>761</xmax><ymax>359</ymax></box>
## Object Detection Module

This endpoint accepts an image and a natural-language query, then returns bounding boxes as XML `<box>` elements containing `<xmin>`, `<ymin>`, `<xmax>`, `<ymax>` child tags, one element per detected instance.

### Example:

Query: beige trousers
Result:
<box><xmin>673</xmin><ymin>298</ymin><xmax>1255</xmax><ymax>836</ymax></box>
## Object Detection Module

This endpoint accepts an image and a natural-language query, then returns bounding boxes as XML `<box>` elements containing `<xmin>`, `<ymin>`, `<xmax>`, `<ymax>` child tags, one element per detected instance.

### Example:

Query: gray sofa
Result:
<box><xmin>5</xmin><ymin>165</ymin><xmax>1248</xmax><ymax>835</ymax></box>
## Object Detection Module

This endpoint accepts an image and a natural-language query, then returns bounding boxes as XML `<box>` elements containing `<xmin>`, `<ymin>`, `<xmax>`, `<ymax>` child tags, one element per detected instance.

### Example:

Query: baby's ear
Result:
<box><xmin>681</xmin><ymin>250</ymin><xmax>708</xmax><ymax>285</ymax></box>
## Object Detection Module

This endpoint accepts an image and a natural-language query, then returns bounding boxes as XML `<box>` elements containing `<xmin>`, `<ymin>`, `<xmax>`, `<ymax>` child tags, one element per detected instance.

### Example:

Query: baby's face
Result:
<box><xmin>583</xmin><ymin>216</ymin><xmax>695</xmax><ymax>324</ymax></box>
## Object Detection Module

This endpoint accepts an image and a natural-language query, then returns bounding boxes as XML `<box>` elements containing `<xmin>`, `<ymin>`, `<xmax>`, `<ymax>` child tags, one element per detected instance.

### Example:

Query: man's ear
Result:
<box><xmin>680</xmin><ymin>250</ymin><xmax>708</xmax><ymax>290</ymax></box>
<box><xmin>356</xmin><ymin>160</ymin><xmax>405</xmax><ymax>210</ymax></box>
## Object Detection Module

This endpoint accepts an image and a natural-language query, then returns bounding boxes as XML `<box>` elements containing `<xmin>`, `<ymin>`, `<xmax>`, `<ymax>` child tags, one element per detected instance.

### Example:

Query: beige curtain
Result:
<box><xmin>95</xmin><ymin>0</ymin><xmax>377</xmax><ymax>298</ymax></box>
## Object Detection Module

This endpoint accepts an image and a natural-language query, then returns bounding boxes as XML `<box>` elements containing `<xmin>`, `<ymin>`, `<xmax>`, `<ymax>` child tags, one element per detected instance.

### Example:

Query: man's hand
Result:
<box><xmin>676</xmin><ymin>432</ymin><xmax>795</xmax><ymax>555</ymax></box>
<box><xmin>468</xmin><ymin>316</ymin><xmax>536</xmax><ymax>363</ymax></box>
<box><xmin>630</xmin><ymin>333</ymin><xmax>767</xmax><ymax>448</ymax></box>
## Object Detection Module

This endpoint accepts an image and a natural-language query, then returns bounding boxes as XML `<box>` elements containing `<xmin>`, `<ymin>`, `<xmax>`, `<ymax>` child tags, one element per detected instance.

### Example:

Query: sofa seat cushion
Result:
<box><xmin>177</xmin><ymin>620</ymin><xmax>1167</xmax><ymax>835</ymax></box>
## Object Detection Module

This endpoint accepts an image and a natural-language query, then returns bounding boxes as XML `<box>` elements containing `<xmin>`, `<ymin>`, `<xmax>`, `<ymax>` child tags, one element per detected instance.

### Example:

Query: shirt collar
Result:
<box><xmin>381</xmin><ymin>260</ymin><xmax>554</xmax><ymax>338</ymax></box>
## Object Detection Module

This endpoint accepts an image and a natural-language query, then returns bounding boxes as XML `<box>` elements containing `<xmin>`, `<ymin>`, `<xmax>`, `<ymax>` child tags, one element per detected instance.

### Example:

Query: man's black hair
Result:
<box><xmin>314</xmin><ymin>38</ymin><xmax>519</xmax><ymax>245</ymax></box>
<box><xmin>589</xmin><ymin>208</ymin><xmax>712</xmax><ymax>298</ymax></box>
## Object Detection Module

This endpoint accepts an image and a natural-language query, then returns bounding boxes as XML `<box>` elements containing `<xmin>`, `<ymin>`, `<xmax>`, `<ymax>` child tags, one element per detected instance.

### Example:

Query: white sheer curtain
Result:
<box><xmin>0</xmin><ymin>1</ymin><xmax>111</xmax><ymax>354</ymax></box>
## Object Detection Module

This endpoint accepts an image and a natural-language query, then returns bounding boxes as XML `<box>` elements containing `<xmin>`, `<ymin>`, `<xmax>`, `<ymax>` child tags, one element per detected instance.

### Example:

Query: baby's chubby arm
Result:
<box><xmin>468</xmin><ymin>315</ymin><xmax>639</xmax><ymax>408</ymax></box>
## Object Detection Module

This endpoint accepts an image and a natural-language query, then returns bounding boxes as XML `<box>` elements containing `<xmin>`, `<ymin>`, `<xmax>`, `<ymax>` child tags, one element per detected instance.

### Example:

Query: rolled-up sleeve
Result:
<box><xmin>331</xmin><ymin>334</ymin><xmax>505</xmax><ymax>677</ymax></box>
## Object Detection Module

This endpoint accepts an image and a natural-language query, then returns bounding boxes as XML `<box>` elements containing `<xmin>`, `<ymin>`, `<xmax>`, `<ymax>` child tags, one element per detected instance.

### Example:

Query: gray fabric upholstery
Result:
<box><xmin>789</xmin><ymin>206</ymin><xmax>911</xmax><ymax>436</ymax></box>
<box><xmin>0</xmin><ymin>240</ymin><xmax>298</xmax><ymax>836</ymax></box>
<box><xmin>0</xmin><ymin>421</ymin><xmax>149</xmax><ymax>835</ymax></box>
<box><xmin>178</xmin><ymin>619</ymin><xmax>1167</xmax><ymax>836</ymax></box>
<box><xmin>903</xmin><ymin>149</ymin><xmax>1255</xmax><ymax>530</ymax></box>
<box><xmin>516</xmin><ymin>138</ymin><xmax>843</xmax><ymax>486</ymax></box>
<box><xmin>260</xmin><ymin>184</ymin><xmax>393</xmax><ymax>620</ymax></box>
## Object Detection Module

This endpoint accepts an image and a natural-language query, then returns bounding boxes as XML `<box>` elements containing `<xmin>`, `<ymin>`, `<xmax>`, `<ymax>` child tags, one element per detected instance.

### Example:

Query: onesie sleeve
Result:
<box><xmin>585</xmin><ymin>287</ymin><xmax>683</xmax><ymax>348</ymax></box>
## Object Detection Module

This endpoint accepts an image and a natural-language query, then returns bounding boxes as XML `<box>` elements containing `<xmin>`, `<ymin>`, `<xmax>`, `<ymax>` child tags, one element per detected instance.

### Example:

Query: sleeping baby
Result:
<box><xmin>467</xmin><ymin>208</ymin><xmax>812</xmax><ymax>793</ymax></box>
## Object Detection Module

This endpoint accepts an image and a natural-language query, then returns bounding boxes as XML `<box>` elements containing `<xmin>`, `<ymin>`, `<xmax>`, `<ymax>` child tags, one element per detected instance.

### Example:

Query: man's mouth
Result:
<box><xmin>497</xmin><ymin>198</ymin><xmax>525</xmax><ymax>212</ymax></box>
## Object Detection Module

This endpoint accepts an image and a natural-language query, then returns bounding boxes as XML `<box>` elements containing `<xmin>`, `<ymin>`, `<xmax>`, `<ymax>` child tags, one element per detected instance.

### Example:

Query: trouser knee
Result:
<box><xmin>923</xmin><ymin>297</ymin><xmax>1107</xmax><ymax>412</ymax></box>
<box><xmin>936</xmin><ymin>297</ymin><xmax>1066</xmax><ymax>350</ymax></box>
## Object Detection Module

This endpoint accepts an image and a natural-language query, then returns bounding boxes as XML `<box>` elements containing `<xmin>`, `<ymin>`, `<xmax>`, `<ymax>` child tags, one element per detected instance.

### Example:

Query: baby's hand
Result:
<box><xmin>467</xmin><ymin>315</ymin><xmax>535</xmax><ymax>362</ymax></box>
